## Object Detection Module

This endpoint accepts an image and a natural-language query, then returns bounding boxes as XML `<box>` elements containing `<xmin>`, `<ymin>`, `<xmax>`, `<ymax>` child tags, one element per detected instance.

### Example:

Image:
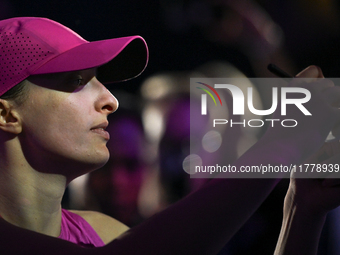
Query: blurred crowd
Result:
<box><xmin>2</xmin><ymin>0</ymin><xmax>340</xmax><ymax>254</ymax></box>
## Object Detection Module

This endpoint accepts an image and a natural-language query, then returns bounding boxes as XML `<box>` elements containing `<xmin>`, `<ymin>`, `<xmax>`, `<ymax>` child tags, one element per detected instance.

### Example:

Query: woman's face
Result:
<box><xmin>15</xmin><ymin>68</ymin><xmax>118</xmax><ymax>180</ymax></box>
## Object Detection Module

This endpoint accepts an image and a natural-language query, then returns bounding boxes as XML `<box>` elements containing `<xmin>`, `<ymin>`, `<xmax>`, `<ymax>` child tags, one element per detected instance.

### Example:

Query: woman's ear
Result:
<box><xmin>0</xmin><ymin>99</ymin><xmax>22</xmax><ymax>134</ymax></box>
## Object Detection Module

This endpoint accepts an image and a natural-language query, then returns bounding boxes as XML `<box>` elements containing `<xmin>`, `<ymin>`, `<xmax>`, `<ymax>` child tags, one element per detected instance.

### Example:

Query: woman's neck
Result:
<box><xmin>0</xmin><ymin>159</ymin><xmax>67</xmax><ymax>237</ymax></box>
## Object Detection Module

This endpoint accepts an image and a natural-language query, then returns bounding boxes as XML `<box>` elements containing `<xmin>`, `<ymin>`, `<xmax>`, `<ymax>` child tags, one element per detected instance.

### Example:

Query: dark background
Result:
<box><xmin>4</xmin><ymin>0</ymin><xmax>340</xmax><ymax>92</ymax></box>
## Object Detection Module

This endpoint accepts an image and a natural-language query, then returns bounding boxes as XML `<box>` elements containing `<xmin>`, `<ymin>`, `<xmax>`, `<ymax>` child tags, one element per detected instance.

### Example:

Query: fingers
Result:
<box><xmin>292</xmin><ymin>66</ymin><xmax>340</xmax><ymax>103</ymax></box>
<box><xmin>290</xmin><ymin>66</ymin><xmax>332</xmax><ymax>97</ymax></box>
<box><xmin>288</xmin><ymin>66</ymin><xmax>323</xmax><ymax>87</ymax></box>
<box><xmin>295</xmin><ymin>65</ymin><xmax>324</xmax><ymax>79</ymax></box>
<box><xmin>293</xmin><ymin>66</ymin><xmax>340</xmax><ymax>135</ymax></box>
<box><xmin>291</xmin><ymin>66</ymin><xmax>328</xmax><ymax>91</ymax></box>
<box><xmin>298</xmin><ymin>72</ymin><xmax>335</xmax><ymax>94</ymax></box>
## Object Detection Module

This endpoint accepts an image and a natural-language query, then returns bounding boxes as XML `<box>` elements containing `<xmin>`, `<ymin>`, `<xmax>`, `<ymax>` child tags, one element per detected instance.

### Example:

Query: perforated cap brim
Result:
<box><xmin>32</xmin><ymin>36</ymin><xmax>148</xmax><ymax>83</ymax></box>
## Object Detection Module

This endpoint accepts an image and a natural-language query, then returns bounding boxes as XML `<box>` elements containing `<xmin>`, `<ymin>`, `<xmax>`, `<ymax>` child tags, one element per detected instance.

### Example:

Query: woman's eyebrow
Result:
<box><xmin>79</xmin><ymin>68</ymin><xmax>97</xmax><ymax>77</ymax></box>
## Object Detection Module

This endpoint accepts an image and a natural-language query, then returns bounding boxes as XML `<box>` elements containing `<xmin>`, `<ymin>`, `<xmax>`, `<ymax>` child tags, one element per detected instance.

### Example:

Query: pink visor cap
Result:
<box><xmin>0</xmin><ymin>17</ymin><xmax>149</xmax><ymax>96</ymax></box>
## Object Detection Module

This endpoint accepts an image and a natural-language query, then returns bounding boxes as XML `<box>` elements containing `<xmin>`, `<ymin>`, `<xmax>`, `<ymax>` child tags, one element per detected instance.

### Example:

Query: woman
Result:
<box><xmin>0</xmin><ymin>17</ymin><xmax>339</xmax><ymax>254</ymax></box>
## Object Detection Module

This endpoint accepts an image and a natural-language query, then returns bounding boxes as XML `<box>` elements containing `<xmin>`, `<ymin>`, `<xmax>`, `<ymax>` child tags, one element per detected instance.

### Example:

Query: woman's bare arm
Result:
<box><xmin>2</xmin><ymin>66</ymin><xmax>340</xmax><ymax>255</ymax></box>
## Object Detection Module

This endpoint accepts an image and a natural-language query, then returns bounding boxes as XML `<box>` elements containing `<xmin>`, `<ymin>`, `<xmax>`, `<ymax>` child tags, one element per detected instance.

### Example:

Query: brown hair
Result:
<box><xmin>0</xmin><ymin>80</ymin><xmax>28</xmax><ymax>105</ymax></box>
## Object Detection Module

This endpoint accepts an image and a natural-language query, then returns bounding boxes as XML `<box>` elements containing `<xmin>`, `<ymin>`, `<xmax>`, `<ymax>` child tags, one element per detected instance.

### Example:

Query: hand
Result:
<box><xmin>287</xmin><ymin>139</ymin><xmax>340</xmax><ymax>216</ymax></box>
<box><xmin>274</xmin><ymin>140</ymin><xmax>340</xmax><ymax>255</ymax></box>
<box><xmin>272</xmin><ymin>66</ymin><xmax>340</xmax><ymax>255</ymax></box>
<box><xmin>263</xmin><ymin>66</ymin><xmax>340</xmax><ymax>163</ymax></box>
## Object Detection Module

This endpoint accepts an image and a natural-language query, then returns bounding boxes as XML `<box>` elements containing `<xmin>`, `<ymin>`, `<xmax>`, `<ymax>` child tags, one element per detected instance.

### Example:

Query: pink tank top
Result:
<box><xmin>58</xmin><ymin>209</ymin><xmax>105</xmax><ymax>248</ymax></box>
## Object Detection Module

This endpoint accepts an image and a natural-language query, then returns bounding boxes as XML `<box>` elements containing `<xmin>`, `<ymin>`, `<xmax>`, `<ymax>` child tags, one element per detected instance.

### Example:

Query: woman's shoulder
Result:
<box><xmin>68</xmin><ymin>210</ymin><xmax>129</xmax><ymax>244</ymax></box>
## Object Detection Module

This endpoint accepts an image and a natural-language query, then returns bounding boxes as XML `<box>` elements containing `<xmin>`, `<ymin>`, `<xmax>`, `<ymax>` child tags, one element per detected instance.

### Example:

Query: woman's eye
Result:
<box><xmin>76</xmin><ymin>78</ymin><xmax>83</xmax><ymax>86</ymax></box>
<box><xmin>71</xmin><ymin>77</ymin><xmax>83</xmax><ymax>87</ymax></box>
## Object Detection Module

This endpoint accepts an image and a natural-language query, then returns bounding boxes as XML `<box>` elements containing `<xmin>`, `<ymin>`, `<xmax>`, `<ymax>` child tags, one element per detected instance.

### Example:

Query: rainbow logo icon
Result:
<box><xmin>196</xmin><ymin>82</ymin><xmax>222</xmax><ymax>106</ymax></box>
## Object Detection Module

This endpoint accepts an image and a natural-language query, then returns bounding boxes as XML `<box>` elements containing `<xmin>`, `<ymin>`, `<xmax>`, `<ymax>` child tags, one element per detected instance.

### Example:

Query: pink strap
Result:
<box><xmin>59</xmin><ymin>209</ymin><xmax>105</xmax><ymax>248</ymax></box>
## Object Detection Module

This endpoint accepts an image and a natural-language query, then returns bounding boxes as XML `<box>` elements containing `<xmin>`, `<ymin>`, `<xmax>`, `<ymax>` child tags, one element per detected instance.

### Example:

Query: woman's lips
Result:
<box><xmin>91</xmin><ymin>121</ymin><xmax>110</xmax><ymax>140</ymax></box>
<box><xmin>91</xmin><ymin>127</ymin><xmax>110</xmax><ymax>140</ymax></box>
